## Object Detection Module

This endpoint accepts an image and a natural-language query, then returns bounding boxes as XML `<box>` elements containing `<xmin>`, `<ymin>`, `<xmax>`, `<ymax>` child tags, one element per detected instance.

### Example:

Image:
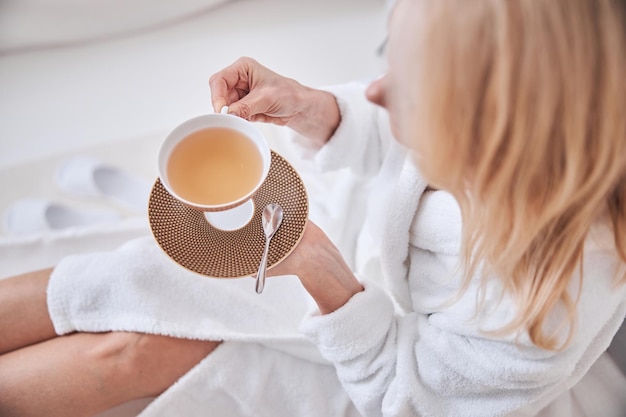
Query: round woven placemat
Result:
<box><xmin>149</xmin><ymin>151</ymin><xmax>308</xmax><ymax>278</ymax></box>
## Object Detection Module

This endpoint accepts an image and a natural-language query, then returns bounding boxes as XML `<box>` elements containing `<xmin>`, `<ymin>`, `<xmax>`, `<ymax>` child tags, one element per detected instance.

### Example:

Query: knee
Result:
<box><xmin>81</xmin><ymin>332</ymin><xmax>143</xmax><ymax>382</ymax></box>
<box><xmin>81</xmin><ymin>332</ymin><xmax>166</xmax><ymax>398</ymax></box>
<box><xmin>83</xmin><ymin>332</ymin><xmax>220</xmax><ymax>397</ymax></box>
<box><xmin>84</xmin><ymin>331</ymin><xmax>139</xmax><ymax>360</ymax></box>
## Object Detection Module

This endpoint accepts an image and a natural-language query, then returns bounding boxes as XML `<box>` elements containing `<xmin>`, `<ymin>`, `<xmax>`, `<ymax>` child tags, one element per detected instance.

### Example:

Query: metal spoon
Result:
<box><xmin>255</xmin><ymin>203</ymin><xmax>284</xmax><ymax>294</ymax></box>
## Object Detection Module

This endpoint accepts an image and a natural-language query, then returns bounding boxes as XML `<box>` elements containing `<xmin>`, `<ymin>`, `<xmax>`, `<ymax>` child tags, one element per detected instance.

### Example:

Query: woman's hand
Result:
<box><xmin>268</xmin><ymin>221</ymin><xmax>364</xmax><ymax>314</ymax></box>
<box><xmin>209</xmin><ymin>57</ymin><xmax>341</xmax><ymax>146</ymax></box>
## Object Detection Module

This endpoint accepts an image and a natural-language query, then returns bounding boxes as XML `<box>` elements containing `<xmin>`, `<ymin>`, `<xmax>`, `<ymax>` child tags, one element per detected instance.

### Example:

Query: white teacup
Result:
<box><xmin>158</xmin><ymin>108</ymin><xmax>271</xmax><ymax>231</ymax></box>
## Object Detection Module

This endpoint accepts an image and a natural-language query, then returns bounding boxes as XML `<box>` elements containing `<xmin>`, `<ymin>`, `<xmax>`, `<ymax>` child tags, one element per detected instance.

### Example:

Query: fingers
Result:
<box><xmin>209</xmin><ymin>57</ymin><xmax>334</xmax><ymax>138</ymax></box>
<box><xmin>209</xmin><ymin>57</ymin><xmax>259</xmax><ymax>113</ymax></box>
<box><xmin>227</xmin><ymin>90</ymin><xmax>271</xmax><ymax>121</ymax></box>
<box><xmin>265</xmin><ymin>220</ymin><xmax>330</xmax><ymax>278</ymax></box>
<box><xmin>209</xmin><ymin>57</ymin><xmax>296</xmax><ymax>121</ymax></box>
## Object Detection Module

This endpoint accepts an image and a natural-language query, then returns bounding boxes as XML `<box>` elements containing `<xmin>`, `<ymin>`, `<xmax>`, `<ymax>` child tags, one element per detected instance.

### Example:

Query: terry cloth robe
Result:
<box><xmin>47</xmin><ymin>83</ymin><xmax>626</xmax><ymax>417</ymax></box>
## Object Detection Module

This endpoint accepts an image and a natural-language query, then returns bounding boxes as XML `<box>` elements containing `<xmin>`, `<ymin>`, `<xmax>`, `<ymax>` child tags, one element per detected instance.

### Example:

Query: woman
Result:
<box><xmin>1</xmin><ymin>0</ymin><xmax>625</xmax><ymax>415</ymax></box>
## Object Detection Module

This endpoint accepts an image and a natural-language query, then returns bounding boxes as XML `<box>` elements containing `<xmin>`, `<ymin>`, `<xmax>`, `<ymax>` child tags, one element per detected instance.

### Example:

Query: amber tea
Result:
<box><xmin>167</xmin><ymin>127</ymin><xmax>264</xmax><ymax>206</ymax></box>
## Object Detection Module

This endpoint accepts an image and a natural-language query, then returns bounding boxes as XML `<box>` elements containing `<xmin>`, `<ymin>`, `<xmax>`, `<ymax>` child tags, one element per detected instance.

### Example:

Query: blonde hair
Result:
<box><xmin>407</xmin><ymin>0</ymin><xmax>626</xmax><ymax>350</ymax></box>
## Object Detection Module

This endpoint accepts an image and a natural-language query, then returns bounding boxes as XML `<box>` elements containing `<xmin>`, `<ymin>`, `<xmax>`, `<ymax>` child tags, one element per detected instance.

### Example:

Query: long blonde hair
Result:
<box><xmin>407</xmin><ymin>0</ymin><xmax>626</xmax><ymax>350</ymax></box>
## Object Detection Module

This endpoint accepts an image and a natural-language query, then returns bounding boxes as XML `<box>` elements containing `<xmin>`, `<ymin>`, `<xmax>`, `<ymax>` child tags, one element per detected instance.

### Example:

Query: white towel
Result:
<box><xmin>48</xmin><ymin>236</ymin><xmax>328</xmax><ymax>364</ymax></box>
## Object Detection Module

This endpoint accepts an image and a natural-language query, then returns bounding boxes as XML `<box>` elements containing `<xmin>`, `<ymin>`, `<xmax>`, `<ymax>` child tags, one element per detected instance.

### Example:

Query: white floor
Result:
<box><xmin>0</xmin><ymin>0</ymin><xmax>387</xmax><ymax>237</ymax></box>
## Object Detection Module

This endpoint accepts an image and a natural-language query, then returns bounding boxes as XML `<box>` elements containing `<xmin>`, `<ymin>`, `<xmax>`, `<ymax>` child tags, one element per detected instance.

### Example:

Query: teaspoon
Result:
<box><xmin>255</xmin><ymin>203</ymin><xmax>284</xmax><ymax>294</ymax></box>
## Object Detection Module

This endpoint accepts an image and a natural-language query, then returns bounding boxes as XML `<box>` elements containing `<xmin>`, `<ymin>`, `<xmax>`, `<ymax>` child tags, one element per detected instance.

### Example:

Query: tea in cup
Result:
<box><xmin>158</xmin><ymin>108</ymin><xmax>271</xmax><ymax>230</ymax></box>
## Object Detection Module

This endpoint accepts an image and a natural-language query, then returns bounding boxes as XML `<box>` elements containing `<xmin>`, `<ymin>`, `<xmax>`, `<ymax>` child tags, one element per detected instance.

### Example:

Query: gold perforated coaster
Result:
<box><xmin>149</xmin><ymin>151</ymin><xmax>308</xmax><ymax>278</ymax></box>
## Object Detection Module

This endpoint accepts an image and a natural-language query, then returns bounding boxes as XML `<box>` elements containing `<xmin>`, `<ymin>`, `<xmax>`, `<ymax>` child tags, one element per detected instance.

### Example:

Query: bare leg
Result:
<box><xmin>0</xmin><ymin>331</ymin><xmax>220</xmax><ymax>417</ymax></box>
<box><xmin>0</xmin><ymin>269</ymin><xmax>220</xmax><ymax>416</ymax></box>
<box><xmin>0</xmin><ymin>268</ymin><xmax>56</xmax><ymax>354</ymax></box>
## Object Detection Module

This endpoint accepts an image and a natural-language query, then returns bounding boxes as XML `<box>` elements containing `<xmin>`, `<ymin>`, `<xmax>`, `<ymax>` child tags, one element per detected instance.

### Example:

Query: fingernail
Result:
<box><xmin>213</xmin><ymin>98</ymin><xmax>226</xmax><ymax>113</ymax></box>
<box><xmin>220</xmin><ymin>105</ymin><xmax>230</xmax><ymax>114</ymax></box>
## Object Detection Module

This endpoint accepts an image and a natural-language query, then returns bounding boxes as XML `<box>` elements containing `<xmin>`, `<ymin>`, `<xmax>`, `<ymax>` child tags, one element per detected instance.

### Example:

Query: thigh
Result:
<box><xmin>0</xmin><ymin>268</ymin><xmax>56</xmax><ymax>354</ymax></box>
<box><xmin>0</xmin><ymin>331</ymin><xmax>219</xmax><ymax>417</ymax></box>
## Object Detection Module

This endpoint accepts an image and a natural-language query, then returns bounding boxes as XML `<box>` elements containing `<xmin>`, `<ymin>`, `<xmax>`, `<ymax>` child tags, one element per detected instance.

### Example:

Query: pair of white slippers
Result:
<box><xmin>4</xmin><ymin>156</ymin><xmax>152</xmax><ymax>236</ymax></box>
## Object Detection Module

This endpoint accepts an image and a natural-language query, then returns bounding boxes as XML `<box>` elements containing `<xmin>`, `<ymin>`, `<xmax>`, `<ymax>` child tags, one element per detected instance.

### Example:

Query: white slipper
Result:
<box><xmin>3</xmin><ymin>198</ymin><xmax>121</xmax><ymax>235</ymax></box>
<box><xmin>56</xmin><ymin>156</ymin><xmax>151</xmax><ymax>213</ymax></box>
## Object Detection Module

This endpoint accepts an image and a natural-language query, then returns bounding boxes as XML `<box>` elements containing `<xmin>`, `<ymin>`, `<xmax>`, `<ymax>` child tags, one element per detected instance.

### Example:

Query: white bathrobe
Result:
<box><xmin>48</xmin><ymin>83</ymin><xmax>626</xmax><ymax>417</ymax></box>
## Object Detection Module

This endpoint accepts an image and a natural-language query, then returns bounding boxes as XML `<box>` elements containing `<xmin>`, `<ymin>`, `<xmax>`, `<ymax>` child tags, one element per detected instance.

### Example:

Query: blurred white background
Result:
<box><xmin>0</xmin><ymin>0</ymin><xmax>387</xmax><ymax>236</ymax></box>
